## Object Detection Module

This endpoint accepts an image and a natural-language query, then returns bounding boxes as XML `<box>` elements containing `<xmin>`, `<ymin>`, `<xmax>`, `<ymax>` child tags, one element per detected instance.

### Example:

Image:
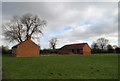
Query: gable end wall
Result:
<box><xmin>83</xmin><ymin>44</ymin><xmax>91</xmax><ymax>55</ymax></box>
<box><xmin>16</xmin><ymin>40</ymin><xmax>39</xmax><ymax>57</ymax></box>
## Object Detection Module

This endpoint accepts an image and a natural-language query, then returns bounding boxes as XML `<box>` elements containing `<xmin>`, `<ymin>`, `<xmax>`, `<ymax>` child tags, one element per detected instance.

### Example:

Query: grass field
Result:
<box><xmin>2</xmin><ymin>54</ymin><xmax>118</xmax><ymax>79</ymax></box>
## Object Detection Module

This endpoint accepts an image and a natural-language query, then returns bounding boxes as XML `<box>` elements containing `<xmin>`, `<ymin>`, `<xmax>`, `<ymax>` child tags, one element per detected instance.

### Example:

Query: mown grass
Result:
<box><xmin>0</xmin><ymin>54</ymin><xmax>2</xmax><ymax>80</ymax></box>
<box><xmin>2</xmin><ymin>54</ymin><xmax>118</xmax><ymax>79</ymax></box>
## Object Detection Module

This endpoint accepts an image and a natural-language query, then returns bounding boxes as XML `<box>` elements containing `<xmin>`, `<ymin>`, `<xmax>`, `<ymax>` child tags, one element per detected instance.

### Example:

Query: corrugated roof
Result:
<box><xmin>60</xmin><ymin>43</ymin><xmax>87</xmax><ymax>49</ymax></box>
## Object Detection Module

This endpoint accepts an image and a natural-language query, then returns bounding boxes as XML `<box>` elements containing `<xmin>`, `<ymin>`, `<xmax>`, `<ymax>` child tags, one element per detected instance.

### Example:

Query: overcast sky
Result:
<box><xmin>2</xmin><ymin>1</ymin><xmax>118</xmax><ymax>49</ymax></box>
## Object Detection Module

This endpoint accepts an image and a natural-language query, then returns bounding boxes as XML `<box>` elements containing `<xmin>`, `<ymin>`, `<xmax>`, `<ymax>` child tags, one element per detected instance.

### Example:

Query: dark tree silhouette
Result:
<box><xmin>115</xmin><ymin>47</ymin><xmax>120</xmax><ymax>53</ymax></box>
<box><xmin>91</xmin><ymin>42</ymin><xmax>99</xmax><ymax>50</ymax></box>
<box><xmin>107</xmin><ymin>44</ymin><xmax>113</xmax><ymax>50</ymax></box>
<box><xmin>107</xmin><ymin>44</ymin><xmax>114</xmax><ymax>53</ymax></box>
<box><xmin>91</xmin><ymin>41</ymin><xmax>100</xmax><ymax>53</ymax></box>
<box><xmin>49</xmin><ymin>37</ymin><xmax>58</xmax><ymax>49</ymax></box>
<box><xmin>2</xmin><ymin>13</ymin><xmax>47</xmax><ymax>43</ymax></box>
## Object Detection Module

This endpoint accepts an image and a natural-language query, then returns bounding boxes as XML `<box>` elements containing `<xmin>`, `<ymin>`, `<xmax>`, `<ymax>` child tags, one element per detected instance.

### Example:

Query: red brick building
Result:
<box><xmin>12</xmin><ymin>36</ymin><xmax>40</xmax><ymax>57</ymax></box>
<box><xmin>58</xmin><ymin>43</ymin><xmax>91</xmax><ymax>55</ymax></box>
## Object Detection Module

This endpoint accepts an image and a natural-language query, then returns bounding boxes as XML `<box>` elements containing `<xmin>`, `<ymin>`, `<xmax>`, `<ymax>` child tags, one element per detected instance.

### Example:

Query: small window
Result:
<box><xmin>77</xmin><ymin>49</ymin><xmax>79</xmax><ymax>53</ymax></box>
<box><xmin>72</xmin><ymin>49</ymin><xmax>74</xmax><ymax>53</ymax></box>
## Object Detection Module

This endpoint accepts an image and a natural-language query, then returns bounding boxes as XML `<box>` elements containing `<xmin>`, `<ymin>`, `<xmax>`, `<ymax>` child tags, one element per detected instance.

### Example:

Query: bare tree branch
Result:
<box><xmin>97</xmin><ymin>37</ymin><xmax>109</xmax><ymax>50</ymax></box>
<box><xmin>2</xmin><ymin>13</ymin><xmax>47</xmax><ymax>43</ymax></box>
<box><xmin>49</xmin><ymin>37</ymin><xmax>58</xmax><ymax>49</ymax></box>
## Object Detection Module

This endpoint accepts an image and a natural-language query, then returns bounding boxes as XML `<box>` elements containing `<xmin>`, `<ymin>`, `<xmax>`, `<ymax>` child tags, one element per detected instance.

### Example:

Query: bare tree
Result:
<box><xmin>49</xmin><ymin>37</ymin><xmax>58</xmax><ymax>49</ymax></box>
<box><xmin>97</xmin><ymin>37</ymin><xmax>109</xmax><ymax>50</ymax></box>
<box><xmin>2</xmin><ymin>13</ymin><xmax>47</xmax><ymax>43</ymax></box>
<box><xmin>91</xmin><ymin>42</ymin><xmax>99</xmax><ymax>50</ymax></box>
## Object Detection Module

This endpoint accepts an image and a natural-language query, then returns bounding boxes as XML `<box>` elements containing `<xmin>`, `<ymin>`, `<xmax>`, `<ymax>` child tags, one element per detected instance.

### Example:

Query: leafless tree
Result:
<box><xmin>91</xmin><ymin>41</ymin><xmax>99</xmax><ymax>49</ymax></box>
<box><xmin>97</xmin><ymin>37</ymin><xmax>109</xmax><ymax>50</ymax></box>
<box><xmin>49</xmin><ymin>37</ymin><xmax>58</xmax><ymax>49</ymax></box>
<box><xmin>2</xmin><ymin>13</ymin><xmax>47</xmax><ymax>43</ymax></box>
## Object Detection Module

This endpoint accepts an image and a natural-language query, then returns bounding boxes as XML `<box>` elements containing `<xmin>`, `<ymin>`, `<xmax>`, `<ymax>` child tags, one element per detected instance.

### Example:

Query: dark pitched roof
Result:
<box><xmin>60</xmin><ymin>43</ymin><xmax>88</xmax><ymax>50</ymax></box>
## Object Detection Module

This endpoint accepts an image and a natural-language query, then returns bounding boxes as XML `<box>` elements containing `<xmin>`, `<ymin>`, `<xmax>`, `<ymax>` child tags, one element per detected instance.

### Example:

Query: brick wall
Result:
<box><xmin>83</xmin><ymin>44</ymin><xmax>91</xmax><ymax>55</ymax></box>
<box><xmin>59</xmin><ymin>43</ymin><xmax>91</xmax><ymax>55</ymax></box>
<box><xmin>59</xmin><ymin>49</ymin><xmax>73</xmax><ymax>54</ymax></box>
<box><xmin>17</xmin><ymin>40</ymin><xmax>39</xmax><ymax>57</ymax></box>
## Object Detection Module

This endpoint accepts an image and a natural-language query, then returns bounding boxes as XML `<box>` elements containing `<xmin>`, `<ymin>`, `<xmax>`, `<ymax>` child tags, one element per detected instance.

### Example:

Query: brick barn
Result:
<box><xmin>12</xmin><ymin>36</ymin><xmax>40</xmax><ymax>57</ymax></box>
<box><xmin>58</xmin><ymin>43</ymin><xmax>91</xmax><ymax>55</ymax></box>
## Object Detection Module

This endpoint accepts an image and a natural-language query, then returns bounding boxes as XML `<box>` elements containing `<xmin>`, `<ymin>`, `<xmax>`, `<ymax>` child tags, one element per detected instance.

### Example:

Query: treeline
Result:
<box><xmin>40</xmin><ymin>49</ymin><xmax>59</xmax><ymax>54</ymax></box>
<box><xmin>0</xmin><ymin>46</ymin><xmax>12</xmax><ymax>54</ymax></box>
<box><xmin>91</xmin><ymin>47</ymin><xmax>120</xmax><ymax>53</ymax></box>
<box><xmin>91</xmin><ymin>37</ymin><xmax>120</xmax><ymax>54</ymax></box>
<box><xmin>1</xmin><ymin>37</ymin><xmax>120</xmax><ymax>55</ymax></box>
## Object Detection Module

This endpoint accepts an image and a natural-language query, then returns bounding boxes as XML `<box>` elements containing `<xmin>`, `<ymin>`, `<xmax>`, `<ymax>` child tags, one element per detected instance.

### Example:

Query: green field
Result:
<box><xmin>2</xmin><ymin>54</ymin><xmax>118</xmax><ymax>79</ymax></box>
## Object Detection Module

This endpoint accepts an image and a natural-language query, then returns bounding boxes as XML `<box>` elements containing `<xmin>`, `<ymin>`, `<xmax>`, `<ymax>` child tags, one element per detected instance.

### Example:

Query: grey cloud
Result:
<box><xmin>2</xmin><ymin>2</ymin><xmax>118</xmax><ymax>48</ymax></box>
